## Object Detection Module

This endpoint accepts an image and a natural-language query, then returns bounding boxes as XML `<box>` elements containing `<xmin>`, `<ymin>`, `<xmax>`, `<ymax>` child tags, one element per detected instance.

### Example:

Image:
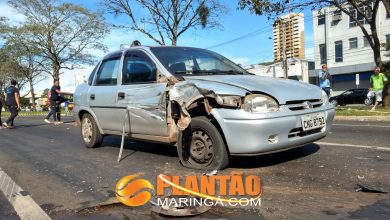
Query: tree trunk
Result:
<box><xmin>28</xmin><ymin>77</ymin><xmax>36</xmax><ymax>111</ymax></box>
<box><xmin>171</xmin><ymin>36</ymin><xmax>177</xmax><ymax>46</ymax></box>
<box><xmin>383</xmin><ymin>83</ymin><xmax>390</xmax><ymax>107</ymax></box>
<box><xmin>52</xmin><ymin>62</ymin><xmax>60</xmax><ymax>81</ymax></box>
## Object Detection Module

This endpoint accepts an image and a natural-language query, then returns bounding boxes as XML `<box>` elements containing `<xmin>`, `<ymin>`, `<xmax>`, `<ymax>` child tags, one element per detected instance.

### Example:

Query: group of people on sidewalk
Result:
<box><xmin>319</xmin><ymin>65</ymin><xmax>388</xmax><ymax>111</ymax></box>
<box><xmin>0</xmin><ymin>79</ymin><xmax>69</xmax><ymax>129</ymax></box>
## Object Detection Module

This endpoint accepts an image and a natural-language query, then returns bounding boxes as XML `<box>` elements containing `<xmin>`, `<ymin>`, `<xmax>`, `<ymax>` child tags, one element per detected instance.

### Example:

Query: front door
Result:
<box><xmin>117</xmin><ymin>50</ymin><xmax>168</xmax><ymax>137</ymax></box>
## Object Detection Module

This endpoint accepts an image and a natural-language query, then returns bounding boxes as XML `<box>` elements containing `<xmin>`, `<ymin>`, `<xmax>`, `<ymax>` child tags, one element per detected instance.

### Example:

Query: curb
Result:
<box><xmin>334</xmin><ymin>116</ymin><xmax>390</xmax><ymax>122</ymax></box>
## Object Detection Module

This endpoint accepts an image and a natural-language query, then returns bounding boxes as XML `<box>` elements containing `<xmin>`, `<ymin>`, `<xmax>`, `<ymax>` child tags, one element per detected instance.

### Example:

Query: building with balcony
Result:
<box><xmin>273</xmin><ymin>13</ymin><xmax>305</xmax><ymax>62</ymax></box>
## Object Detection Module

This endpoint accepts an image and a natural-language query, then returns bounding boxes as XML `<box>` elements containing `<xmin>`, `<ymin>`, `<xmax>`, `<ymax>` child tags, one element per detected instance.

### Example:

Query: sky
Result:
<box><xmin>0</xmin><ymin>0</ymin><xmax>314</xmax><ymax>94</ymax></box>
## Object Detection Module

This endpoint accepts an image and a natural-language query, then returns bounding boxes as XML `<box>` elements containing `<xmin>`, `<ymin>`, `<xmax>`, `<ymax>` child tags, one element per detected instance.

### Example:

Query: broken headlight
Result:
<box><xmin>216</xmin><ymin>95</ymin><xmax>242</xmax><ymax>107</ymax></box>
<box><xmin>243</xmin><ymin>94</ymin><xmax>279</xmax><ymax>113</ymax></box>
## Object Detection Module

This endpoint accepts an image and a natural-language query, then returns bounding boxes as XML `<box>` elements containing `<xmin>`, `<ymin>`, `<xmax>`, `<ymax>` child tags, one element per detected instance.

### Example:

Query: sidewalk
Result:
<box><xmin>334</xmin><ymin>115</ymin><xmax>390</xmax><ymax>122</ymax></box>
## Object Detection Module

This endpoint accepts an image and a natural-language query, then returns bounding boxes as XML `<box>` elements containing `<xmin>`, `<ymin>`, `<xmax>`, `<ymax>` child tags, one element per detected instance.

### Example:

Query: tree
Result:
<box><xmin>0</xmin><ymin>18</ymin><xmax>49</xmax><ymax>110</ymax></box>
<box><xmin>239</xmin><ymin>0</ymin><xmax>390</xmax><ymax>105</ymax></box>
<box><xmin>0</xmin><ymin>46</ymin><xmax>25</xmax><ymax>88</ymax></box>
<box><xmin>104</xmin><ymin>0</ymin><xmax>226</xmax><ymax>46</ymax></box>
<box><xmin>9</xmin><ymin>0</ymin><xmax>109</xmax><ymax>81</ymax></box>
<box><xmin>41</xmin><ymin>88</ymin><xmax>50</xmax><ymax>98</ymax></box>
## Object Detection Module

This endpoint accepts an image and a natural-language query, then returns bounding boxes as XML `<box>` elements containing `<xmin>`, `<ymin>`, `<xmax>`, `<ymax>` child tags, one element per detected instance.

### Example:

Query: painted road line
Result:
<box><xmin>316</xmin><ymin>142</ymin><xmax>390</xmax><ymax>151</ymax></box>
<box><xmin>333</xmin><ymin>123</ymin><xmax>390</xmax><ymax>128</ymax></box>
<box><xmin>0</xmin><ymin>168</ymin><xmax>51</xmax><ymax>220</ymax></box>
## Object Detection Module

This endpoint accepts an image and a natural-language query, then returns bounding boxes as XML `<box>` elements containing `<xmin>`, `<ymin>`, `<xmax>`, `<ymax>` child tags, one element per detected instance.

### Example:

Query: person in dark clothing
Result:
<box><xmin>3</xmin><ymin>79</ymin><xmax>20</xmax><ymax>129</ymax></box>
<box><xmin>45</xmin><ymin>80</ymin><xmax>68</xmax><ymax>124</ymax></box>
<box><xmin>0</xmin><ymin>80</ymin><xmax>4</xmax><ymax>128</ymax></box>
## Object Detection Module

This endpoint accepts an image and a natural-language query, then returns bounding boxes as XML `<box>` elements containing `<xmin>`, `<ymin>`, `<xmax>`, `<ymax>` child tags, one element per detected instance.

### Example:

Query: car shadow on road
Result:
<box><xmin>101</xmin><ymin>136</ymin><xmax>320</xmax><ymax>169</ymax></box>
<box><xmin>102</xmin><ymin>136</ymin><xmax>178</xmax><ymax>158</ymax></box>
<box><xmin>228</xmin><ymin>144</ymin><xmax>320</xmax><ymax>169</ymax></box>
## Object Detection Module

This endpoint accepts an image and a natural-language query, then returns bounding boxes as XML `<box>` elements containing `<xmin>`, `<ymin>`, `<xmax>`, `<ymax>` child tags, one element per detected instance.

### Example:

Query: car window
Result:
<box><xmin>343</xmin><ymin>90</ymin><xmax>353</xmax><ymax>95</ymax></box>
<box><xmin>88</xmin><ymin>62</ymin><xmax>100</xmax><ymax>85</ymax></box>
<box><xmin>122</xmin><ymin>51</ymin><xmax>156</xmax><ymax>84</ymax></box>
<box><xmin>151</xmin><ymin>47</ymin><xmax>247</xmax><ymax>75</ymax></box>
<box><xmin>95</xmin><ymin>59</ymin><xmax>120</xmax><ymax>86</ymax></box>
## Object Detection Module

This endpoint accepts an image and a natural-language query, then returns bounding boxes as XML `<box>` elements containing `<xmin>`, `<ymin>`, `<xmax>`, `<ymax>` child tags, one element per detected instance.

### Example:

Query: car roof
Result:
<box><xmin>103</xmin><ymin>46</ymin><xmax>205</xmax><ymax>60</ymax></box>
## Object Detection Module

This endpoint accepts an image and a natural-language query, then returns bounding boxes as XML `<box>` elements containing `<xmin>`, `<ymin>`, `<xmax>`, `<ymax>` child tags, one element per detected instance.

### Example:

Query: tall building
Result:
<box><xmin>312</xmin><ymin>4</ymin><xmax>390</xmax><ymax>93</ymax></box>
<box><xmin>273</xmin><ymin>13</ymin><xmax>305</xmax><ymax>62</ymax></box>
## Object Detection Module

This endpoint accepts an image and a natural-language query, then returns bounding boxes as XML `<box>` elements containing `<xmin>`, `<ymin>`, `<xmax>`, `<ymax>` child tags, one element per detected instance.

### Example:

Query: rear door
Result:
<box><xmin>88</xmin><ymin>54</ymin><xmax>123</xmax><ymax>131</ymax></box>
<box><xmin>354</xmin><ymin>89</ymin><xmax>366</xmax><ymax>103</ymax></box>
<box><xmin>340</xmin><ymin>90</ymin><xmax>353</xmax><ymax>104</ymax></box>
<box><xmin>116</xmin><ymin>50</ymin><xmax>168</xmax><ymax>137</ymax></box>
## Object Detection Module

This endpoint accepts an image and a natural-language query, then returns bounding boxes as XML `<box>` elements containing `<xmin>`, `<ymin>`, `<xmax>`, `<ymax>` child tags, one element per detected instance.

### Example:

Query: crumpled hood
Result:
<box><xmin>183</xmin><ymin>75</ymin><xmax>323</xmax><ymax>104</ymax></box>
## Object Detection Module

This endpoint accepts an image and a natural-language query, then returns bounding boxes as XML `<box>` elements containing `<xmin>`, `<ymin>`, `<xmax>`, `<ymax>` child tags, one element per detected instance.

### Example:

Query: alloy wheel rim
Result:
<box><xmin>82</xmin><ymin>118</ymin><xmax>93</xmax><ymax>143</ymax></box>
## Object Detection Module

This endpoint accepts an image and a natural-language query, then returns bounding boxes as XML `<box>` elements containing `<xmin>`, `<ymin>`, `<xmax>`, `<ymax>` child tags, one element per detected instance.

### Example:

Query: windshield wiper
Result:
<box><xmin>175</xmin><ymin>70</ymin><xmax>245</xmax><ymax>75</ymax></box>
<box><xmin>175</xmin><ymin>70</ymin><xmax>218</xmax><ymax>75</ymax></box>
<box><xmin>217</xmin><ymin>70</ymin><xmax>245</xmax><ymax>75</ymax></box>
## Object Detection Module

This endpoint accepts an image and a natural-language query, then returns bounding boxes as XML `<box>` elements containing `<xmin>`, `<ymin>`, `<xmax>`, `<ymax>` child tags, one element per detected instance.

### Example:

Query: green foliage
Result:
<box><xmin>41</xmin><ymin>88</ymin><xmax>50</xmax><ymax>98</ymax></box>
<box><xmin>8</xmin><ymin>0</ymin><xmax>110</xmax><ymax>80</ymax></box>
<box><xmin>20</xmin><ymin>97</ymin><xmax>30</xmax><ymax>108</ymax></box>
<box><xmin>258</xmin><ymin>61</ymin><xmax>274</xmax><ymax>66</ymax></box>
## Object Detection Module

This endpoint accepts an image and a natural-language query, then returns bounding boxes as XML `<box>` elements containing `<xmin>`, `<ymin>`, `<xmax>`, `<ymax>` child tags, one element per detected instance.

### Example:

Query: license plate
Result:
<box><xmin>301</xmin><ymin>112</ymin><xmax>326</xmax><ymax>131</ymax></box>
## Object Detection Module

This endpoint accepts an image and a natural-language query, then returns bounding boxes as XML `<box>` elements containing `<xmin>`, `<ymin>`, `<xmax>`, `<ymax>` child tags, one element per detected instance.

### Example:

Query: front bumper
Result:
<box><xmin>211</xmin><ymin>105</ymin><xmax>335</xmax><ymax>155</ymax></box>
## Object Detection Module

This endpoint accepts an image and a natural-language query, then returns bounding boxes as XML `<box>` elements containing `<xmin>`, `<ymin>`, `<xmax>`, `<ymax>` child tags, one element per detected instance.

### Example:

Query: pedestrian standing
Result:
<box><xmin>319</xmin><ymin>64</ymin><xmax>333</xmax><ymax>97</ymax></box>
<box><xmin>44</xmin><ymin>80</ymin><xmax>68</xmax><ymax>124</ymax></box>
<box><xmin>3</xmin><ymin>79</ymin><xmax>20</xmax><ymax>129</ymax></box>
<box><xmin>0</xmin><ymin>80</ymin><xmax>4</xmax><ymax>128</ymax></box>
<box><xmin>368</xmin><ymin>66</ymin><xmax>388</xmax><ymax>112</ymax></box>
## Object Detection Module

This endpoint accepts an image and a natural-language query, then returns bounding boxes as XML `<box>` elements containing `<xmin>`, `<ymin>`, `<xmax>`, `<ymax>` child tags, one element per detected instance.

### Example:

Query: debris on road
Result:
<box><xmin>203</xmin><ymin>170</ymin><xmax>218</xmax><ymax>176</ymax></box>
<box><xmin>151</xmin><ymin>196</ymin><xmax>210</xmax><ymax>217</ymax></box>
<box><xmin>355</xmin><ymin>184</ymin><xmax>389</xmax><ymax>193</ymax></box>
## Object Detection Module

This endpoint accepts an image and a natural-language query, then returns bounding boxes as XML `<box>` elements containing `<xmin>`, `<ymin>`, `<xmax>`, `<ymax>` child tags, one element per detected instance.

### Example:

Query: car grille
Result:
<box><xmin>285</xmin><ymin>99</ymin><xmax>323</xmax><ymax>111</ymax></box>
<box><xmin>288</xmin><ymin>127</ymin><xmax>323</xmax><ymax>138</ymax></box>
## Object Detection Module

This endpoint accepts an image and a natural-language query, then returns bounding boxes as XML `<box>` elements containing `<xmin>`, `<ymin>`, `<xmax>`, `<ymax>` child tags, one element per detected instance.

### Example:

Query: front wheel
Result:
<box><xmin>81</xmin><ymin>114</ymin><xmax>103</xmax><ymax>148</ymax></box>
<box><xmin>177</xmin><ymin>116</ymin><xmax>229</xmax><ymax>170</ymax></box>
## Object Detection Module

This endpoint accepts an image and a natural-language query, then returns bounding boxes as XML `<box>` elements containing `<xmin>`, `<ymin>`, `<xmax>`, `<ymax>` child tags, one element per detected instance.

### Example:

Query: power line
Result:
<box><xmin>206</xmin><ymin>15</ymin><xmax>315</xmax><ymax>49</ymax></box>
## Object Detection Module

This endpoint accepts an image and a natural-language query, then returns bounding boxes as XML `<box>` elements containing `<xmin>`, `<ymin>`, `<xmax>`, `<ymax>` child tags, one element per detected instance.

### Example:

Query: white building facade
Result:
<box><xmin>312</xmin><ymin>4</ymin><xmax>390</xmax><ymax>93</ymax></box>
<box><xmin>245</xmin><ymin>58</ymin><xmax>314</xmax><ymax>83</ymax></box>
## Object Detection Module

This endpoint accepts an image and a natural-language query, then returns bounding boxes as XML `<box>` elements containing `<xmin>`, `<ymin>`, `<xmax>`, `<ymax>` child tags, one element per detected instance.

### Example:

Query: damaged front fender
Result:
<box><xmin>168</xmin><ymin>80</ymin><xmax>245</xmax><ymax>131</ymax></box>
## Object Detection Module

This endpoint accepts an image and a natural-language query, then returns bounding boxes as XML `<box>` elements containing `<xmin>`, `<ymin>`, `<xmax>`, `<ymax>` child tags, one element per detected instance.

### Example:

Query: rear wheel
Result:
<box><xmin>364</xmin><ymin>97</ymin><xmax>373</xmax><ymax>106</ymax></box>
<box><xmin>177</xmin><ymin>116</ymin><xmax>229</xmax><ymax>170</ymax></box>
<box><xmin>330</xmin><ymin>99</ymin><xmax>338</xmax><ymax>106</ymax></box>
<box><xmin>81</xmin><ymin>114</ymin><xmax>103</xmax><ymax>148</ymax></box>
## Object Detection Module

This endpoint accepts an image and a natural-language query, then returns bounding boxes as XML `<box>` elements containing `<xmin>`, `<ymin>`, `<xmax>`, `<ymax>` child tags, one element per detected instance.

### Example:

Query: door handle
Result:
<box><xmin>90</xmin><ymin>94</ymin><xmax>95</xmax><ymax>100</ymax></box>
<box><xmin>118</xmin><ymin>92</ymin><xmax>125</xmax><ymax>100</ymax></box>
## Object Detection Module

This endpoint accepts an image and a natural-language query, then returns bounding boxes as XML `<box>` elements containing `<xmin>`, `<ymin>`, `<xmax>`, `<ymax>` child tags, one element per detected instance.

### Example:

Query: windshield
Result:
<box><xmin>150</xmin><ymin>47</ymin><xmax>248</xmax><ymax>76</ymax></box>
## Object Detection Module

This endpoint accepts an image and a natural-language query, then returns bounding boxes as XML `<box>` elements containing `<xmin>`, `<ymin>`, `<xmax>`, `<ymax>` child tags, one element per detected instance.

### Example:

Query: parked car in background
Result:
<box><xmin>73</xmin><ymin>45</ymin><xmax>335</xmax><ymax>170</ymax></box>
<box><xmin>329</xmin><ymin>88</ymin><xmax>369</xmax><ymax>106</ymax></box>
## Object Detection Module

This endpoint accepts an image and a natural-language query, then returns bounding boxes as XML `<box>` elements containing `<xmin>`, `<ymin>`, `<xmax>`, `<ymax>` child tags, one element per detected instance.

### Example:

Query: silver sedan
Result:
<box><xmin>73</xmin><ymin>46</ymin><xmax>334</xmax><ymax>170</ymax></box>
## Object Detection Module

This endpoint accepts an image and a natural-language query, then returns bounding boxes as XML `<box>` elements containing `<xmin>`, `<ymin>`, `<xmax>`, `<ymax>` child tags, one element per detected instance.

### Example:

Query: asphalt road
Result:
<box><xmin>0</xmin><ymin>117</ymin><xmax>389</xmax><ymax>219</ymax></box>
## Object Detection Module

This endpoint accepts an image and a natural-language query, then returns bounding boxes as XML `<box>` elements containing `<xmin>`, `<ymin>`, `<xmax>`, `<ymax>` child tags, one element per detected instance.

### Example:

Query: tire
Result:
<box><xmin>330</xmin><ymin>99</ymin><xmax>338</xmax><ymax>107</ymax></box>
<box><xmin>364</xmin><ymin>98</ymin><xmax>373</xmax><ymax>106</ymax></box>
<box><xmin>81</xmin><ymin>113</ymin><xmax>103</xmax><ymax>148</ymax></box>
<box><xmin>177</xmin><ymin>116</ymin><xmax>229</xmax><ymax>170</ymax></box>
